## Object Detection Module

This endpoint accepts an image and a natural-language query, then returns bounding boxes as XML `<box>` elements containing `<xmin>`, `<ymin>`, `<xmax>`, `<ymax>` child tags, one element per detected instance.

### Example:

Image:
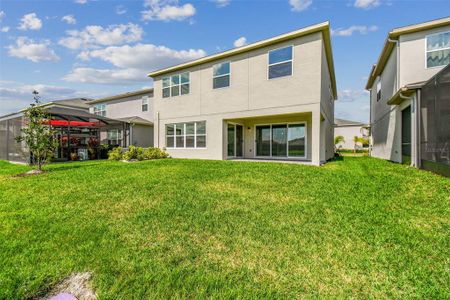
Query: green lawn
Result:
<box><xmin>0</xmin><ymin>157</ymin><xmax>449</xmax><ymax>298</ymax></box>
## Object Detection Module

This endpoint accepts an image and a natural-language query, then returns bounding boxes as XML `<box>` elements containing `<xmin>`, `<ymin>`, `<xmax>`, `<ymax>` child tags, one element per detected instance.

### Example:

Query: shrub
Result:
<box><xmin>108</xmin><ymin>147</ymin><xmax>123</xmax><ymax>161</ymax></box>
<box><xmin>143</xmin><ymin>147</ymin><xmax>169</xmax><ymax>160</ymax></box>
<box><xmin>108</xmin><ymin>146</ymin><xmax>169</xmax><ymax>161</ymax></box>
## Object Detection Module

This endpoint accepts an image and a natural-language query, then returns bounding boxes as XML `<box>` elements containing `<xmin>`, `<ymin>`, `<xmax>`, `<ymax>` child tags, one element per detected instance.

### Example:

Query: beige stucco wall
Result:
<box><xmin>334</xmin><ymin>126</ymin><xmax>366</xmax><ymax>150</ymax></box>
<box><xmin>399</xmin><ymin>25</ymin><xmax>450</xmax><ymax>87</ymax></box>
<box><xmin>152</xmin><ymin>32</ymin><xmax>333</xmax><ymax>164</ymax></box>
<box><xmin>370</xmin><ymin>25</ymin><xmax>449</xmax><ymax>163</ymax></box>
<box><xmin>89</xmin><ymin>92</ymin><xmax>154</xmax><ymax>122</ymax></box>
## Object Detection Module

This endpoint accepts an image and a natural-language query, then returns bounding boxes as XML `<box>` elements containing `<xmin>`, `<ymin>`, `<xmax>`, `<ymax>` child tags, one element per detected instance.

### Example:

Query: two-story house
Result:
<box><xmin>366</xmin><ymin>17</ymin><xmax>450</xmax><ymax>170</ymax></box>
<box><xmin>149</xmin><ymin>22</ymin><xmax>337</xmax><ymax>165</ymax></box>
<box><xmin>87</xmin><ymin>89</ymin><xmax>154</xmax><ymax>147</ymax></box>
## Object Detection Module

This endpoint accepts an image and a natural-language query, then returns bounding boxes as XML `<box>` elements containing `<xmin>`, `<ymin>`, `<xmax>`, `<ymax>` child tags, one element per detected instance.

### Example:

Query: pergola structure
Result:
<box><xmin>0</xmin><ymin>104</ymin><xmax>129</xmax><ymax>162</ymax></box>
<box><xmin>45</xmin><ymin>106</ymin><xmax>128</xmax><ymax>161</ymax></box>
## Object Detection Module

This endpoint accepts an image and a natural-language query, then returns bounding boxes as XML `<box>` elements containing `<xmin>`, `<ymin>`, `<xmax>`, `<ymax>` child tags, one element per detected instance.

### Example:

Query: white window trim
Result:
<box><xmin>94</xmin><ymin>104</ymin><xmax>106</xmax><ymax>117</ymax></box>
<box><xmin>213</xmin><ymin>61</ymin><xmax>231</xmax><ymax>89</ymax></box>
<box><xmin>142</xmin><ymin>96</ymin><xmax>149</xmax><ymax>112</ymax></box>
<box><xmin>166</xmin><ymin>121</ymin><xmax>206</xmax><ymax>149</ymax></box>
<box><xmin>162</xmin><ymin>72</ymin><xmax>190</xmax><ymax>98</ymax></box>
<box><xmin>425</xmin><ymin>31</ymin><xmax>450</xmax><ymax>69</ymax></box>
<box><xmin>253</xmin><ymin>121</ymin><xmax>307</xmax><ymax>159</ymax></box>
<box><xmin>107</xmin><ymin>129</ymin><xmax>122</xmax><ymax>145</ymax></box>
<box><xmin>267</xmin><ymin>45</ymin><xmax>294</xmax><ymax>80</ymax></box>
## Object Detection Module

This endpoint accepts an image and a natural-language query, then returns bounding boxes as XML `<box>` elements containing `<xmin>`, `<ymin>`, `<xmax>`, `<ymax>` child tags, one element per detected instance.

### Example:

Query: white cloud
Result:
<box><xmin>337</xmin><ymin>89</ymin><xmax>369</xmax><ymax>102</ymax></box>
<box><xmin>354</xmin><ymin>0</ymin><xmax>380</xmax><ymax>9</ymax></box>
<box><xmin>78</xmin><ymin>43</ymin><xmax>206</xmax><ymax>70</ymax></box>
<box><xmin>212</xmin><ymin>0</ymin><xmax>230</xmax><ymax>7</ymax></box>
<box><xmin>67</xmin><ymin>43</ymin><xmax>206</xmax><ymax>85</ymax></box>
<box><xmin>289</xmin><ymin>0</ymin><xmax>312</xmax><ymax>12</ymax></box>
<box><xmin>58</xmin><ymin>23</ymin><xmax>143</xmax><ymax>49</ymax></box>
<box><xmin>233</xmin><ymin>36</ymin><xmax>247</xmax><ymax>47</ymax></box>
<box><xmin>63</xmin><ymin>67</ymin><xmax>147</xmax><ymax>84</ymax></box>
<box><xmin>7</xmin><ymin>37</ymin><xmax>59</xmax><ymax>62</ymax></box>
<box><xmin>61</xmin><ymin>15</ymin><xmax>77</xmax><ymax>25</ymax></box>
<box><xmin>116</xmin><ymin>5</ymin><xmax>127</xmax><ymax>15</ymax></box>
<box><xmin>18</xmin><ymin>13</ymin><xmax>42</xmax><ymax>30</ymax></box>
<box><xmin>74</xmin><ymin>0</ymin><xmax>88</xmax><ymax>4</ymax></box>
<box><xmin>0</xmin><ymin>10</ymin><xmax>5</xmax><ymax>21</ymax></box>
<box><xmin>141</xmin><ymin>0</ymin><xmax>196</xmax><ymax>21</ymax></box>
<box><xmin>1</xmin><ymin>26</ymin><xmax>9</xmax><ymax>32</ymax></box>
<box><xmin>331</xmin><ymin>25</ymin><xmax>378</xmax><ymax>37</ymax></box>
<box><xmin>0</xmin><ymin>81</ymin><xmax>99</xmax><ymax>114</ymax></box>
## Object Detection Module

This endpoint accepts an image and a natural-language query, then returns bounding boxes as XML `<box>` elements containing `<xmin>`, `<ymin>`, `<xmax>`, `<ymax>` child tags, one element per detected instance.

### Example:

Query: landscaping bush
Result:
<box><xmin>108</xmin><ymin>147</ymin><xmax>123</xmax><ymax>161</ymax></box>
<box><xmin>143</xmin><ymin>147</ymin><xmax>169</xmax><ymax>160</ymax></box>
<box><xmin>108</xmin><ymin>146</ymin><xmax>169</xmax><ymax>161</ymax></box>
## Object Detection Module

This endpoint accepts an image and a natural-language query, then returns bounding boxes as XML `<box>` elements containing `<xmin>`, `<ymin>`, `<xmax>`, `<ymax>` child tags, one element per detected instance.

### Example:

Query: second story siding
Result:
<box><xmin>152</xmin><ymin>31</ymin><xmax>327</xmax><ymax>120</ymax></box>
<box><xmin>89</xmin><ymin>90</ymin><xmax>154</xmax><ymax>122</ymax></box>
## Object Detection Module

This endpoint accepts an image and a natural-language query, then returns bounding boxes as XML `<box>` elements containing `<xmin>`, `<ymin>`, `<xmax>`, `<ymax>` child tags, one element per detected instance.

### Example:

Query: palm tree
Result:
<box><xmin>334</xmin><ymin>135</ymin><xmax>345</xmax><ymax>153</ymax></box>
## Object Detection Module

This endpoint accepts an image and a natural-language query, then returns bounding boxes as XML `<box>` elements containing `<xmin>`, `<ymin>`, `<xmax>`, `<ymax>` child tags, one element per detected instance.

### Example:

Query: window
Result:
<box><xmin>213</xmin><ymin>62</ymin><xmax>230</xmax><ymax>89</ymax></box>
<box><xmin>162</xmin><ymin>72</ymin><xmax>190</xmax><ymax>98</ymax></box>
<box><xmin>142</xmin><ymin>96</ymin><xmax>149</xmax><ymax>112</ymax></box>
<box><xmin>376</xmin><ymin>80</ymin><xmax>381</xmax><ymax>102</ymax></box>
<box><xmin>268</xmin><ymin>46</ymin><xmax>293</xmax><ymax>79</ymax></box>
<box><xmin>107</xmin><ymin>129</ymin><xmax>122</xmax><ymax>145</ymax></box>
<box><xmin>426</xmin><ymin>31</ymin><xmax>450</xmax><ymax>68</ymax></box>
<box><xmin>93</xmin><ymin>104</ymin><xmax>106</xmax><ymax>117</ymax></box>
<box><xmin>166</xmin><ymin>121</ymin><xmax>206</xmax><ymax>148</ymax></box>
<box><xmin>255</xmin><ymin>123</ymin><xmax>305</xmax><ymax>158</ymax></box>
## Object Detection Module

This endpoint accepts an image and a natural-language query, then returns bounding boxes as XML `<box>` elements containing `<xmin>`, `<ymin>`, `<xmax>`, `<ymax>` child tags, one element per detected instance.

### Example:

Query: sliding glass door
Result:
<box><xmin>255</xmin><ymin>123</ymin><xmax>305</xmax><ymax>158</ymax></box>
<box><xmin>227</xmin><ymin>123</ymin><xmax>243</xmax><ymax>157</ymax></box>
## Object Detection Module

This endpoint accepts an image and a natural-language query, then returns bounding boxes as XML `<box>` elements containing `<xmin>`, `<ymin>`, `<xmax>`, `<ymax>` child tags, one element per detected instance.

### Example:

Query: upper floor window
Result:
<box><xmin>268</xmin><ymin>46</ymin><xmax>293</xmax><ymax>79</ymax></box>
<box><xmin>213</xmin><ymin>62</ymin><xmax>230</xmax><ymax>89</ymax></box>
<box><xmin>376</xmin><ymin>80</ymin><xmax>381</xmax><ymax>102</ymax></box>
<box><xmin>142</xmin><ymin>96</ymin><xmax>149</xmax><ymax>112</ymax></box>
<box><xmin>426</xmin><ymin>31</ymin><xmax>450</xmax><ymax>68</ymax></box>
<box><xmin>94</xmin><ymin>104</ymin><xmax>106</xmax><ymax>117</ymax></box>
<box><xmin>162</xmin><ymin>72</ymin><xmax>190</xmax><ymax>98</ymax></box>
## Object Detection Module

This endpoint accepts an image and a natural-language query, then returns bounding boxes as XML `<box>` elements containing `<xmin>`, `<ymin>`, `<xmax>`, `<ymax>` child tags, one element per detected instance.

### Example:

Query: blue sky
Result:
<box><xmin>0</xmin><ymin>0</ymin><xmax>449</xmax><ymax>121</ymax></box>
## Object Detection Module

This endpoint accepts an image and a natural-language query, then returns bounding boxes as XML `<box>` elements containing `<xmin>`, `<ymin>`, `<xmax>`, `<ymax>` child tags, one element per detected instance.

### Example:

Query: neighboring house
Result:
<box><xmin>0</xmin><ymin>98</ymin><xmax>127</xmax><ymax>162</ymax></box>
<box><xmin>366</xmin><ymin>17</ymin><xmax>450</xmax><ymax>175</ymax></box>
<box><xmin>149</xmin><ymin>21</ymin><xmax>337</xmax><ymax>165</ymax></box>
<box><xmin>87</xmin><ymin>89</ymin><xmax>154</xmax><ymax>147</ymax></box>
<box><xmin>334</xmin><ymin>118</ymin><xmax>369</xmax><ymax>150</ymax></box>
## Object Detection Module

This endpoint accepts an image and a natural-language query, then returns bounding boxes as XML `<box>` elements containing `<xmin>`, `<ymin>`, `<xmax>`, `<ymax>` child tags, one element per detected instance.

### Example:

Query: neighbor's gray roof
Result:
<box><xmin>334</xmin><ymin>118</ymin><xmax>367</xmax><ymax>127</ymax></box>
<box><xmin>87</xmin><ymin>89</ymin><xmax>153</xmax><ymax>104</ymax></box>
<box><xmin>116</xmin><ymin>116</ymin><xmax>153</xmax><ymax>126</ymax></box>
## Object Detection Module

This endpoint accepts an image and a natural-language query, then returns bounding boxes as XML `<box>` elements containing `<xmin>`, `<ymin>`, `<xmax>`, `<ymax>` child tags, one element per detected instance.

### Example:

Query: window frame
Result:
<box><xmin>166</xmin><ymin>121</ymin><xmax>206</xmax><ymax>149</ymax></box>
<box><xmin>93</xmin><ymin>104</ymin><xmax>106</xmax><ymax>117</ymax></box>
<box><xmin>253</xmin><ymin>121</ymin><xmax>307</xmax><ymax>159</ymax></box>
<box><xmin>141</xmin><ymin>96</ymin><xmax>149</xmax><ymax>112</ymax></box>
<box><xmin>107</xmin><ymin>129</ymin><xmax>122</xmax><ymax>145</ymax></box>
<box><xmin>213</xmin><ymin>61</ymin><xmax>231</xmax><ymax>89</ymax></box>
<box><xmin>267</xmin><ymin>45</ymin><xmax>294</xmax><ymax>80</ymax></box>
<box><xmin>162</xmin><ymin>72</ymin><xmax>190</xmax><ymax>98</ymax></box>
<box><xmin>425</xmin><ymin>31</ymin><xmax>450</xmax><ymax>69</ymax></box>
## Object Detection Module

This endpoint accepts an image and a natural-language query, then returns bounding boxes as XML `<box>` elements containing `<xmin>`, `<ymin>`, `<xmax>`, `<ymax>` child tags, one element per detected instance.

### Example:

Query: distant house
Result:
<box><xmin>334</xmin><ymin>119</ymin><xmax>369</xmax><ymax>150</ymax></box>
<box><xmin>148</xmin><ymin>21</ymin><xmax>337</xmax><ymax>165</ymax></box>
<box><xmin>87</xmin><ymin>89</ymin><xmax>154</xmax><ymax>148</ymax></box>
<box><xmin>365</xmin><ymin>17</ymin><xmax>450</xmax><ymax>176</ymax></box>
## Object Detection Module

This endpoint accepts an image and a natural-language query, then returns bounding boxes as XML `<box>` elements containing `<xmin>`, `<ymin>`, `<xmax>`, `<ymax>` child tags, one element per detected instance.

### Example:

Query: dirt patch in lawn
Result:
<box><xmin>36</xmin><ymin>272</ymin><xmax>97</xmax><ymax>300</ymax></box>
<box><xmin>13</xmin><ymin>169</ymin><xmax>46</xmax><ymax>178</ymax></box>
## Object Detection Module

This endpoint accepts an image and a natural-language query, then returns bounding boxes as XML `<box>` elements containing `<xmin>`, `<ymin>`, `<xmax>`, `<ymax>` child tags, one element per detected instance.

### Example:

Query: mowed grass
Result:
<box><xmin>0</xmin><ymin>157</ymin><xmax>449</xmax><ymax>299</ymax></box>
